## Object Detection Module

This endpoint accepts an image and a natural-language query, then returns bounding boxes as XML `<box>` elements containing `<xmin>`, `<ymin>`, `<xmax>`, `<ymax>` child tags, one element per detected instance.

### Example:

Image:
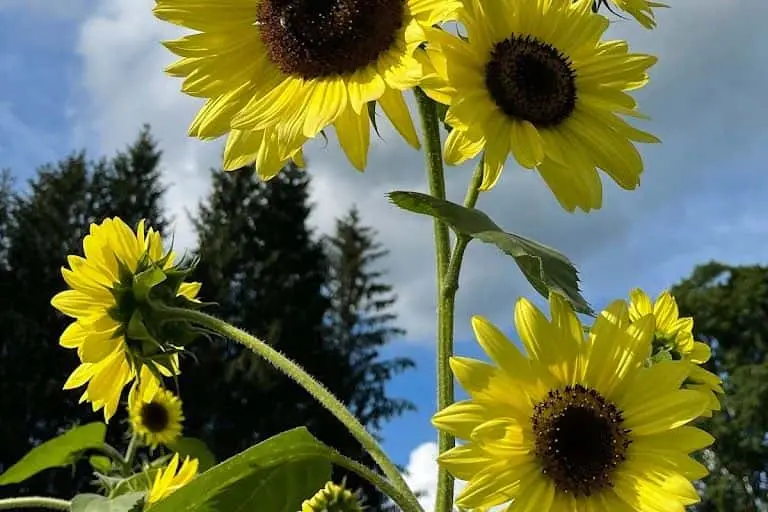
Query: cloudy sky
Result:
<box><xmin>1</xmin><ymin>0</ymin><xmax>766</xmax><ymax>505</ymax></box>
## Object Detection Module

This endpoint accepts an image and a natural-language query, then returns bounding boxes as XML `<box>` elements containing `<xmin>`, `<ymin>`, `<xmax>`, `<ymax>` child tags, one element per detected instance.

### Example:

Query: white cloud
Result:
<box><xmin>403</xmin><ymin>441</ymin><xmax>468</xmax><ymax>511</ymax></box>
<box><xmin>403</xmin><ymin>442</ymin><xmax>441</xmax><ymax>511</ymax></box>
<box><xmin>403</xmin><ymin>442</ymin><xmax>507</xmax><ymax>512</ymax></box>
<box><xmin>72</xmin><ymin>0</ymin><xmax>768</xmax><ymax>343</ymax></box>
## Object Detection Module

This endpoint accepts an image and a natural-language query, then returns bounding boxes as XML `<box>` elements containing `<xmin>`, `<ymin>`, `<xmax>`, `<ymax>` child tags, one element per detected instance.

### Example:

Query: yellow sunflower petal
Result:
<box><xmin>335</xmin><ymin>106</ymin><xmax>371</xmax><ymax>171</ymax></box>
<box><xmin>377</xmin><ymin>88</ymin><xmax>420</xmax><ymax>149</ymax></box>
<box><xmin>622</xmin><ymin>389</ymin><xmax>707</xmax><ymax>436</ymax></box>
<box><xmin>303</xmin><ymin>80</ymin><xmax>348</xmax><ymax>138</ymax></box>
<box><xmin>509</xmin><ymin>121</ymin><xmax>545</xmax><ymax>169</ymax></box>
<box><xmin>471</xmin><ymin>316</ymin><xmax>535</xmax><ymax>383</ymax></box>
<box><xmin>437</xmin><ymin>445</ymin><xmax>495</xmax><ymax>481</ymax></box>
<box><xmin>444</xmin><ymin>127</ymin><xmax>484</xmax><ymax>166</ymax></box>
<box><xmin>432</xmin><ymin>400</ymin><xmax>497</xmax><ymax>439</ymax></box>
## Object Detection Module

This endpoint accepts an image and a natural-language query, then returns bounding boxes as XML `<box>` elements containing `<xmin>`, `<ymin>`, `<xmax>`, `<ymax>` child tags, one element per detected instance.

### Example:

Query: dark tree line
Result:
<box><xmin>0</xmin><ymin>126</ymin><xmax>414</xmax><ymax>509</ymax></box>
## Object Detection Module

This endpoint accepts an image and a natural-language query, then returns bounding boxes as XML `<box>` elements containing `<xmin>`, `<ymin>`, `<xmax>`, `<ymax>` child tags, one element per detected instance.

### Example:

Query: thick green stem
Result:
<box><xmin>414</xmin><ymin>87</ymin><xmax>454</xmax><ymax>512</ymax></box>
<box><xmin>415</xmin><ymin>87</ymin><xmax>451</xmax><ymax>278</ymax></box>
<box><xmin>123</xmin><ymin>434</ymin><xmax>139</xmax><ymax>469</ymax></box>
<box><xmin>0</xmin><ymin>497</ymin><xmax>70</xmax><ymax>510</ymax></box>
<box><xmin>96</xmin><ymin>443</ymin><xmax>131</xmax><ymax>475</ymax></box>
<box><xmin>463</xmin><ymin>158</ymin><xmax>484</xmax><ymax>210</ymax></box>
<box><xmin>444</xmin><ymin>160</ymin><xmax>485</xmax><ymax>297</ymax></box>
<box><xmin>159</xmin><ymin>307</ymin><xmax>422</xmax><ymax>512</ymax></box>
<box><xmin>328</xmin><ymin>451</ymin><xmax>422</xmax><ymax>512</ymax></box>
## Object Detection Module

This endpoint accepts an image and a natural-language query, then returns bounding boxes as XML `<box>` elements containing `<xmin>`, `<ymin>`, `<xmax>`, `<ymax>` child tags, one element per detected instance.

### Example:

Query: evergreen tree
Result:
<box><xmin>0</xmin><ymin>128</ymin><xmax>170</xmax><ymax>499</ymax></box>
<box><xmin>0</xmin><ymin>169</ymin><xmax>12</xmax><ymax>265</ymax></box>
<box><xmin>1</xmin><ymin>152</ymin><xmax>103</xmax><ymax>498</ymax></box>
<box><xmin>185</xmin><ymin>167</ymin><xmax>414</xmax><ymax>509</ymax></box>
<box><xmin>90</xmin><ymin>124</ymin><xmax>169</xmax><ymax>231</ymax></box>
<box><xmin>323</xmin><ymin>207</ymin><xmax>416</xmax><ymax>508</ymax></box>
<box><xmin>184</xmin><ymin>163</ymin><xmax>334</xmax><ymax>455</ymax></box>
<box><xmin>324</xmin><ymin>207</ymin><xmax>415</xmax><ymax>434</ymax></box>
<box><xmin>671</xmin><ymin>262</ymin><xmax>768</xmax><ymax>511</ymax></box>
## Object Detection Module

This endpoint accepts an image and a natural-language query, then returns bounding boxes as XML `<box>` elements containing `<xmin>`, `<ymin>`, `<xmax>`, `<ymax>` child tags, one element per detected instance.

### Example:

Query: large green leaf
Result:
<box><xmin>71</xmin><ymin>492</ymin><xmax>144</xmax><ymax>512</ymax></box>
<box><xmin>388</xmin><ymin>191</ymin><xmax>592</xmax><ymax>314</ymax></box>
<box><xmin>167</xmin><ymin>437</ymin><xmax>217</xmax><ymax>472</ymax></box>
<box><xmin>89</xmin><ymin>455</ymin><xmax>113</xmax><ymax>474</ymax></box>
<box><xmin>0</xmin><ymin>422</ymin><xmax>107</xmax><ymax>485</ymax></box>
<box><xmin>146</xmin><ymin>428</ymin><xmax>332</xmax><ymax>512</ymax></box>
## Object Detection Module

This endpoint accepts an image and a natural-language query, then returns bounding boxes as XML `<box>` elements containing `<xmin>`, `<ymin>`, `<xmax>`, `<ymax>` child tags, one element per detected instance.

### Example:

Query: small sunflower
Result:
<box><xmin>129</xmin><ymin>385</ymin><xmax>184</xmax><ymax>448</ymax></box>
<box><xmin>629</xmin><ymin>288</ymin><xmax>724</xmax><ymax>417</ymax></box>
<box><xmin>302</xmin><ymin>481</ymin><xmax>364</xmax><ymax>512</ymax></box>
<box><xmin>596</xmin><ymin>0</ymin><xmax>668</xmax><ymax>29</ymax></box>
<box><xmin>422</xmin><ymin>0</ymin><xmax>658</xmax><ymax>212</ymax></box>
<box><xmin>433</xmin><ymin>293</ymin><xmax>713</xmax><ymax>511</ymax></box>
<box><xmin>154</xmin><ymin>0</ymin><xmax>459</xmax><ymax>178</ymax></box>
<box><xmin>146</xmin><ymin>453</ymin><xmax>199</xmax><ymax>505</ymax></box>
<box><xmin>51</xmin><ymin>218</ymin><xmax>201</xmax><ymax>421</ymax></box>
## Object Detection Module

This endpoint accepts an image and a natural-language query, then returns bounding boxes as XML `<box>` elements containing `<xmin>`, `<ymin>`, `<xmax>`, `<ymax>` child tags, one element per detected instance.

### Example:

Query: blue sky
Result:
<box><xmin>2</xmin><ymin>0</ymin><xmax>767</xmax><ymax>499</ymax></box>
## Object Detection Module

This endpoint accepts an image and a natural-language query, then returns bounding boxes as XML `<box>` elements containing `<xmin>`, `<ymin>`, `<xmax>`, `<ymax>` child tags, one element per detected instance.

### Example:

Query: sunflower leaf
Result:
<box><xmin>89</xmin><ymin>455</ymin><xmax>113</xmax><ymax>474</ymax></box>
<box><xmin>145</xmin><ymin>428</ymin><xmax>331</xmax><ymax>512</ymax></box>
<box><xmin>0</xmin><ymin>423</ymin><xmax>107</xmax><ymax>486</ymax></box>
<box><xmin>387</xmin><ymin>191</ymin><xmax>593</xmax><ymax>314</ymax></box>
<box><xmin>71</xmin><ymin>492</ymin><xmax>144</xmax><ymax>512</ymax></box>
<box><xmin>167</xmin><ymin>437</ymin><xmax>217</xmax><ymax>472</ymax></box>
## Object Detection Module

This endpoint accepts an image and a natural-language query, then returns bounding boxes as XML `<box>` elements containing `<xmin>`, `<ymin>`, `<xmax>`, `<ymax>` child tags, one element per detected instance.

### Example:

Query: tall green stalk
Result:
<box><xmin>0</xmin><ymin>497</ymin><xmax>70</xmax><ymax>510</ymax></box>
<box><xmin>159</xmin><ymin>306</ymin><xmax>423</xmax><ymax>512</ymax></box>
<box><xmin>414</xmin><ymin>87</ymin><xmax>455</xmax><ymax>512</ymax></box>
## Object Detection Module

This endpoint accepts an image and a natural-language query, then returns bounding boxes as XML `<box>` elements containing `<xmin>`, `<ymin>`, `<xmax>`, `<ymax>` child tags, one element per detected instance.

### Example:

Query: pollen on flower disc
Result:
<box><xmin>485</xmin><ymin>34</ymin><xmax>577</xmax><ymax>127</ymax></box>
<box><xmin>531</xmin><ymin>384</ymin><xmax>631</xmax><ymax>496</ymax></box>
<box><xmin>257</xmin><ymin>0</ymin><xmax>405</xmax><ymax>79</ymax></box>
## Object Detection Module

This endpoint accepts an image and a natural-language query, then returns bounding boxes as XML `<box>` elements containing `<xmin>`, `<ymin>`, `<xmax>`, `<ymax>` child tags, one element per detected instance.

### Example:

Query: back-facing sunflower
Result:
<box><xmin>596</xmin><ymin>0</ymin><xmax>668</xmax><ymax>29</ymax></box>
<box><xmin>154</xmin><ymin>0</ymin><xmax>458</xmax><ymax>178</ymax></box>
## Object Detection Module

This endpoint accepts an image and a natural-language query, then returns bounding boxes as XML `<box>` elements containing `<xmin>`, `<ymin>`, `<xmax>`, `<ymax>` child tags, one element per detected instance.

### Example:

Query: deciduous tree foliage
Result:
<box><xmin>671</xmin><ymin>261</ymin><xmax>768</xmax><ymax>512</ymax></box>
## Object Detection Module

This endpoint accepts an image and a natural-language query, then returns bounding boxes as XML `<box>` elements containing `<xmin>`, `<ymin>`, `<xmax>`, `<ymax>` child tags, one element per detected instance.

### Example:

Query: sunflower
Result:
<box><xmin>154</xmin><ymin>0</ymin><xmax>459</xmax><ymax>178</ymax></box>
<box><xmin>302</xmin><ymin>481</ymin><xmax>364</xmax><ymax>512</ymax></box>
<box><xmin>433</xmin><ymin>294</ymin><xmax>713</xmax><ymax>511</ymax></box>
<box><xmin>129</xmin><ymin>385</ymin><xmax>184</xmax><ymax>448</ymax></box>
<box><xmin>51</xmin><ymin>218</ymin><xmax>201</xmax><ymax>421</ymax></box>
<box><xmin>596</xmin><ymin>0</ymin><xmax>668</xmax><ymax>29</ymax></box>
<box><xmin>146</xmin><ymin>453</ymin><xmax>199</xmax><ymax>505</ymax></box>
<box><xmin>421</xmin><ymin>0</ymin><xmax>658</xmax><ymax>212</ymax></box>
<box><xmin>628</xmin><ymin>288</ymin><xmax>724</xmax><ymax>417</ymax></box>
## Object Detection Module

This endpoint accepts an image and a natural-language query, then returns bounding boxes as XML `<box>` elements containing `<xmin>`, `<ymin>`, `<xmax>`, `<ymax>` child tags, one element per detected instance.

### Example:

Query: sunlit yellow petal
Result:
<box><xmin>432</xmin><ymin>0</ymin><xmax>656</xmax><ymax>210</ymax></box>
<box><xmin>434</xmin><ymin>296</ymin><xmax>712</xmax><ymax>511</ymax></box>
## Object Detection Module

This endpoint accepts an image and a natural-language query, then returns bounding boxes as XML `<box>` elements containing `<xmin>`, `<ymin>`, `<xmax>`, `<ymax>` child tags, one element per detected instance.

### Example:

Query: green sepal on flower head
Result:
<box><xmin>51</xmin><ymin>217</ymin><xmax>208</xmax><ymax>421</ymax></box>
<box><xmin>110</xmin><ymin>245</ymin><xmax>213</xmax><ymax>379</ymax></box>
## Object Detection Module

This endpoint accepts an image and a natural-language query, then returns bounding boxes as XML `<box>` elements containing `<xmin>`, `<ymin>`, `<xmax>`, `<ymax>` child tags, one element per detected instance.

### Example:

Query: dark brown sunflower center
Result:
<box><xmin>485</xmin><ymin>35</ymin><xmax>577</xmax><ymax>127</ymax></box>
<box><xmin>140</xmin><ymin>402</ymin><xmax>170</xmax><ymax>433</ymax></box>
<box><xmin>531</xmin><ymin>384</ymin><xmax>630</xmax><ymax>496</ymax></box>
<box><xmin>257</xmin><ymin>0</ymin><xmax>405</xmax><ymax>79</ymax></box>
